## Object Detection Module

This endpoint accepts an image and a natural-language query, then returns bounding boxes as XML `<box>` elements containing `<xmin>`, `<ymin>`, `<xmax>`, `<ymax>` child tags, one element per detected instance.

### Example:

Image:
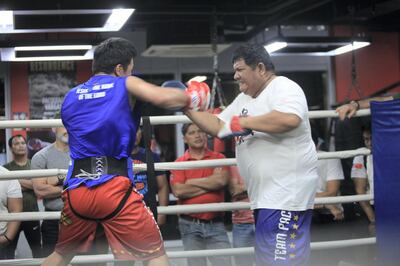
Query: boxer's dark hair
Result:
<box><xmin>8</xmin><ymin>134</ymin><xmax>26</xmax><ymax>148</ymax></box>
<box><xmin>232</xmin><ymin>43</ymin><xmax>275</xmax><ymax>72</ymax></box>
<box><xmin>92</xmin><ymin>37</ymin><xmax>137</xmax><ymax>74</ymax></box>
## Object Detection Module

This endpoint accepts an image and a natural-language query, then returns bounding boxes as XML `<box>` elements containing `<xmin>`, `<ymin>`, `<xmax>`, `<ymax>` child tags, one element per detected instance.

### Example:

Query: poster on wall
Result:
<box><xmin>27</xmin><ymin>61</ymin><xmax>76</xmax><ymax>158</ymax></box>
<box><xmin>29</xmin><ymin>61</ymin><xmax>76</xmax><ymax>119</ymax></box>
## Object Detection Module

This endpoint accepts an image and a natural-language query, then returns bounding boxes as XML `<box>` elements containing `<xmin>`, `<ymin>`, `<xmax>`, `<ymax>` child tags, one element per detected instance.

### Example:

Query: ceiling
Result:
<box><xmin>0</xmin><ymin>0</ymin><xmax>399</xmax><ymax>49</ymax></box>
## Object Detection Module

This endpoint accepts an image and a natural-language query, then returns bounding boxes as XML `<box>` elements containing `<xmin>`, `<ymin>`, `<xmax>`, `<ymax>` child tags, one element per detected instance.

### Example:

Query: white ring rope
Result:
<box><xmin>0</xmin><ymin>194</ymin><xmax>373</xmax><ymax>221</ymax></box>
<box><xmin>0</xmin><ymin>148</ymin><xmax>371</xmax><ymax>181</ymax></box>
<box><xmin>0</xmin><ymin>237</ymin><xmax>376</xmax><ymax>265</ymax></box>
<box><xmin>0</xmin><ymin>109</ymin><xmax>371</xmax><ymax>129</ymax></box>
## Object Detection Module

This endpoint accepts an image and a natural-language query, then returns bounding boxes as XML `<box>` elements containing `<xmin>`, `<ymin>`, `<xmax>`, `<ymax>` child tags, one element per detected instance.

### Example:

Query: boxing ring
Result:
<box><xmin>0</xmin><ymin>108</ymin><xmax>386</xmax><ymax>265</ymax></box>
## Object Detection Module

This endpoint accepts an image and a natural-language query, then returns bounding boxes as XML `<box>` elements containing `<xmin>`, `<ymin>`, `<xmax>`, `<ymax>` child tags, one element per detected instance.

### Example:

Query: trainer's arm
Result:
<box><xmin>126</xmin><ymin>76</ymin><xmax>189</xmax><ymax>110</ymax></box>
<box><xmin>184</xmin><ymin>110</ymin><xmax>224</xmax><ymax>137</ymax></box>
<box><xmin>186</xmin><ymin>167</ymin><xmax>229</xmax><ymax>190</ymax></box>
<box><xmin>239</xmin><ymin>110</ymin><xmax>301</xmax><ymax>134</ymax></box>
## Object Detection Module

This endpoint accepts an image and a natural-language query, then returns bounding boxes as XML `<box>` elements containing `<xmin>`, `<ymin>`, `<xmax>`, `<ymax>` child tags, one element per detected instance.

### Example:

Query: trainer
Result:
<box><xmin>185</xmin><ymin>43</ymin><xmax>318</xmax><ymax>266</ymax></box>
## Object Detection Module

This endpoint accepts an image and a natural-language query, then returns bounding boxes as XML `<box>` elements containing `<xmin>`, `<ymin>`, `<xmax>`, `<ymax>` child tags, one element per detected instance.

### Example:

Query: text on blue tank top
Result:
<box><xmin>61</xmin><ymin>75</ymin><xmax>140</xmax><ymax>189</ymax></box>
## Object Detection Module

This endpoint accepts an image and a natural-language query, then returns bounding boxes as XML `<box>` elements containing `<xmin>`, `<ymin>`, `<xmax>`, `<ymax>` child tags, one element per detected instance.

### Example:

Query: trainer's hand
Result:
<box><xmin>217</xmin><ymin>116</ymin><xmax>252</xmax><ymax>139</ymax></box>
<box><xmin>185</xmin><ymin>81</ymin><xmax>210</xmax><ymax>111</ymax></box>
<box><xmin>335</xmin><ymin>101</ymin><xmax>359</xmax><ymax>120</ymax></box>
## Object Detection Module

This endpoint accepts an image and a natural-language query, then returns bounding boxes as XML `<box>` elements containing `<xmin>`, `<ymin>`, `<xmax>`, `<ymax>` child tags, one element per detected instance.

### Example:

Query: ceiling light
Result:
<box><xmin>0</xmin><ymin>46</ymin><xmax>93</xmax><ymax>61</ymax></box>
<box><xmin>329</xmin><ymin>41</ymin><xmax>370</xmax><ymax>56</ymax></box>
<box><xmin>14</xmin><ymin>45</ymin><xmax>93</xmax><ymax>51</ymax></box>
<box><xmin>104</xmin><ymin>8</ymin><xmax>135</xmax><ymax>31</ymax></box>
<box><xmin>264</xmin><ymin>41</ymin><xmax>288</xmax><ymax>53</ymax></box>
<box><xmin>0</xmin><ymin>11</ymin><xmax>13</xmax><ymax>31</ymax></box>
<box><xmin>0</xmin><ymin>9</ymin><xmax>134</xmax><ymax>33</ymax></box>
<box><xmin>264</xmin><ymin>37</ymin><xmax>371</xmax><ymax>56</ymax></box>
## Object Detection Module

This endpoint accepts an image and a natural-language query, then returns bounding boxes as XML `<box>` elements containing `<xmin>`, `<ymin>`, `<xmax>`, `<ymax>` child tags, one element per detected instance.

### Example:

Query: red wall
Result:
<box><xmin>333</xmin><ymin>26</ymin><xmax>400</xmax><ymax>102</ymax></box>
<box><xmin>9</xmin><ymin>60</ymin><xmax>92</xmax><ymax>137</ymax></box>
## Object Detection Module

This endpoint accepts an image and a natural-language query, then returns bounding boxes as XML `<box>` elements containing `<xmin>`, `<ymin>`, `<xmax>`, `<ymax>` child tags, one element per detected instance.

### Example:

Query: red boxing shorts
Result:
<box><xmin>55</xmin><ymin>176</ymin><xmax>165</xmax><ymax>261</ymax></box>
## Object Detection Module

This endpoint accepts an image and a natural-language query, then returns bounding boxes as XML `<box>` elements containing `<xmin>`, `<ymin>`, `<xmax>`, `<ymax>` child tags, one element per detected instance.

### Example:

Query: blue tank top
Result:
<box><xmin>61</xmin><ymin>75</ymin><xmax>141</xmax><ymax>190</ymax></box>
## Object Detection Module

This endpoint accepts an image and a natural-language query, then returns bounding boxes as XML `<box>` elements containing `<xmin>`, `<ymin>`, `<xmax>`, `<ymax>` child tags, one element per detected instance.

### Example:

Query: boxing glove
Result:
<box><xmin>185</xmin><ymin>81</ymin><xmax>210</xmax><ymax>111</ymax></box>
<box><xmin>217</xmin><ymin>116</ymin><xmax>252</xmax><ymax>139</ymax></box>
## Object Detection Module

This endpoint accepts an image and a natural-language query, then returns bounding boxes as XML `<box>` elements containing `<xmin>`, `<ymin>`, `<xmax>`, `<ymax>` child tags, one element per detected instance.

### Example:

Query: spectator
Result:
<box><xmin>351</xmin><ymin>125</ymin><xmax>375</xmax><ymax>225</ymax></box>
<box><xmin>0</xmin><ymin>166</ymin><xmax>23</xmax><ymax>259</ymax></box>
<box><xmin>229</xmin><ymin>166</ymin><xmax>255</xmax><ymax>266</ymax></box>
<box><xmin>131</xmin><ymin>128</ymin><xmax>169</xmax><ymax>226</ymax></box>
<box><xmin>31</xmin><ymin>126</ymin><xmax>70</xmax><ymax>256</ymax></box>
<box><xmin>170</xmin><ymin>123</ymin><xmax>231</xmax><ymax>266</ymax></box>
<box><xmin>311</xmin><ymin>132</ymin><xmax>345</xmax><ymax>222</ymax></box>
<box><xmin>3</xmin><ymin>135</ymin><xmax>42</xmax><ymax>257</ymax></box>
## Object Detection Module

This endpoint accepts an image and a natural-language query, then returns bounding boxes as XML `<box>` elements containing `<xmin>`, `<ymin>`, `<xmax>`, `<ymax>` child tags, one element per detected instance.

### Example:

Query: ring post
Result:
<box><xmin>371</xmin><ymin>99</ymin><xmax>400</xmax><ymax>266</ymax></box>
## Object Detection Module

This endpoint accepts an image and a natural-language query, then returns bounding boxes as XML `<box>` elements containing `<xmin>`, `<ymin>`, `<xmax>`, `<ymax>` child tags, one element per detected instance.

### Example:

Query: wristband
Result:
<box><xmin>350</xmin><ymin>100</ymin><xmax>360</xmax><ymax>110</ymax></box>
<box><xmin>3</xmin><ymin>234</ymin><xmax>11</xmax><ymax>244</ymax></box>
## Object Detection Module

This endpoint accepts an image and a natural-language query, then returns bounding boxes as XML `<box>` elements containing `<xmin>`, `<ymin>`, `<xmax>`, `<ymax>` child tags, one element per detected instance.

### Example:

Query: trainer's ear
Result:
<box><xmin>257</xmin><ymin>63</ymin><xmax>267</xmax><ymax>75</ymax></box>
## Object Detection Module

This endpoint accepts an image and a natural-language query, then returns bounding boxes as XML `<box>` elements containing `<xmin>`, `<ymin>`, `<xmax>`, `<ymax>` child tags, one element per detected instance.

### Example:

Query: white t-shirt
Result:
<box><xmin>219</xmin><ymin>76</ymin><xmax>318</xmax><ymax>211</ymax></box>
<box><xmin>316</xmin><ymin>151</ymin><xmax>344</xmax><ymax>193</ymax></box>
<box><xmin>351</xmin><ymin>149</ymin><xmax>374</xmax><ymax>195</ymax></box>
<box><xmin>0</xmin><ymin>177</ymin><xmax>22</xmax><ymax>234</ymax></box>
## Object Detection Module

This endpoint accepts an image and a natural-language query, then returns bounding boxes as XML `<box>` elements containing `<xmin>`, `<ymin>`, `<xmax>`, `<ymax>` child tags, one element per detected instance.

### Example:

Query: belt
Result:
<box><xmin>71</xmin><ymin>156</ymin><xmax>128</xmax><ymax>178</ymax></box>
<box><xmin>180</xmin><ymin>214</ymin><xmax>223</xmax><ymax>224</ymax></box>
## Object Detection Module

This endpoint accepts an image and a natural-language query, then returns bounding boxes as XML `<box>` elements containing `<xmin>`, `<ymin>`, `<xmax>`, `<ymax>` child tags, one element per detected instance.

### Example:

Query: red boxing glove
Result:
<box><xmin>217</xmin><ymin>116</ymin><xmax>252</xmax><ymax>139</ymax></box>
<box><xmin>185</xmin><ymin>81</ymin><xmax>210</xmax><ymax>111</ymax></box>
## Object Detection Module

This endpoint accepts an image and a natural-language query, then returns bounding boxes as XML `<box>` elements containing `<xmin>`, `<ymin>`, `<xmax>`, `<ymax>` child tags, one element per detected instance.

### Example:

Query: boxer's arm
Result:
<box><xmin>184</xmin><ymin>110</ymin><xmax>224</xmax><ymax>137</ymax></box>
<box><xmin>126</xmin><ymin>76</ymin><xmax>189</xmax><ymax>110</ymax></box>
<box><xmin>186</xmin><ymin>167</ymin><xmax>229</xmax><ymax>191</ymax></box>
<box><xmin>239</xmin><ymin>110</ymin><xmax>301</xmax><ymax>134</ymax></box>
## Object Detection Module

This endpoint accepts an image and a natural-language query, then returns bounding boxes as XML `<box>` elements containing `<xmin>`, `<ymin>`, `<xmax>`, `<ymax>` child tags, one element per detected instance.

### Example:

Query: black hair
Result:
<box><xmin>92</xmin><ymin>37</ymin><xmax>137</xmax><ymax>74</ymax></box>
<box><xmin>8</xmin><ymin>135</ymin><xmax>26</xmax><ymax>148</ymax></box>
<box><xmin>232</xmin><ymin>43</ymin><xmax>275</xmax><ymax>72</ymax></box>
<box><xmin>181</xmin><ymin>123</ymin><xmax>194</xmax><ymax>136</ymax></box>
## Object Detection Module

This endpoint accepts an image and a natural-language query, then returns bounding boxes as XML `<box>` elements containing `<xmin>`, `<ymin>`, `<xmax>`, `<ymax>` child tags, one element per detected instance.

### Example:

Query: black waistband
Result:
<box><xmin>71</xmin><ymin>156</ymin><xmax>128</xmax><ymax>178</ymax></box>
<box><xmin>180</xmin><ymin>214</ymin><xmax>223</xmax><ymax>224</ymax></box>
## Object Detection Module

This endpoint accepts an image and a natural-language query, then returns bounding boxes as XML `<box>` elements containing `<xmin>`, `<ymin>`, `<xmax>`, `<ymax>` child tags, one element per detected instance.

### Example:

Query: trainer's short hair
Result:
<box><xmin>232</xmin><ymin>43</ymin><xmax>275</xmax><ymax>72</ymax></box>
<box><xmin>92</xmin><ymin>37</ymin><xmax>137</xmax><ymax>74</ymax></box>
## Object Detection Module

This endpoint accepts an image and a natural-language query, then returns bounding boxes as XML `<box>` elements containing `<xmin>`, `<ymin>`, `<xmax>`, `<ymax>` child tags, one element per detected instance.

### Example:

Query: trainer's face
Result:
<box><xmin>11</xmin><ymin>136</ymin><xmax>27</xmax><ymax>156</ymax></box>
<box><xmin>184</xmin><ymin>124</ymin><xmax>206</xmax><ymax>149</ymax></box>
<box><xmin>233</xmin><ymin>58</ymin><xmax>265</xmax><ymax>98</ymax></box>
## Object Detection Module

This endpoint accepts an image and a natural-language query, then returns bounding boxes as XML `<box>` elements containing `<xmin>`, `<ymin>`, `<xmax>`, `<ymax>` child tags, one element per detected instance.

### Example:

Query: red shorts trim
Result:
<box><xmin>55</xmin><ymin>176</ymin><xmax>165</xmax><ymax>260</ymax></box>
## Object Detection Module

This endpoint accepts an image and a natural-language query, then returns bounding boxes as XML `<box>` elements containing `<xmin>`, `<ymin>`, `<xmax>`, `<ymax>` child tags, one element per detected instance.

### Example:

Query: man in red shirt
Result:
<box><xmin>170</xmin><ymin>123</ymin><xmax>231</xmax><ymax>266</ymax></box>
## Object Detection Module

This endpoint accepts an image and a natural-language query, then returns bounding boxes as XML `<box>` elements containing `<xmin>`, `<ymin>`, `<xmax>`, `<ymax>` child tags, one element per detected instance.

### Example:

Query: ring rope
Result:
<box><xmin>0</xmin><ymin>109</ymin><xmax>371</xmax><ymax>129</ymax></box>
<box><xmin>0</xmin><ymin>194</ymin><xmax>373</xmax><ymax>221</ymax></box>
<box><xmin>0</xmin><ymin>237</ymin><xmax>376</xmax><ymax>265</ymax></box>
<box><xmin>0</xmin><ymin>148</ymin><xmax>371</xmax><ymax>181</ymax></box>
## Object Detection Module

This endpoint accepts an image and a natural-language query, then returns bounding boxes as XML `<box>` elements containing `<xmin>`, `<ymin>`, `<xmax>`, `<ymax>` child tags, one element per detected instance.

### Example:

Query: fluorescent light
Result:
<box><xmin>264</xmin><ymin>41</ymin><xmax>287</xmax><ymax>53</ymax></box>
<box><xmin>0</xmin><ymin>11</ymin><xmax>14</xmax><ymax>32</ymax></box>
<box><xmin>0</xmin><ymin>48</ymin><xmax>94</xmax><ymax>61</ymax></box>
<box><xmin>104</xmin><ymin>8</ymin><xmax>135</xmax><ymax>31</ymax></box>
<box><xmin>11</xmin><ymin>56</ymin><xmax>90</xmax><ymax>61</ymax></box>
<box><xmin>330</xmin><ymin>41</ymin><xmax>370</xmax><ymax>56</ymax></box>
<box><xmin>14</xmin><ymin>45</ymin><xmax>92</xmax><ymax>51</ymax></box>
